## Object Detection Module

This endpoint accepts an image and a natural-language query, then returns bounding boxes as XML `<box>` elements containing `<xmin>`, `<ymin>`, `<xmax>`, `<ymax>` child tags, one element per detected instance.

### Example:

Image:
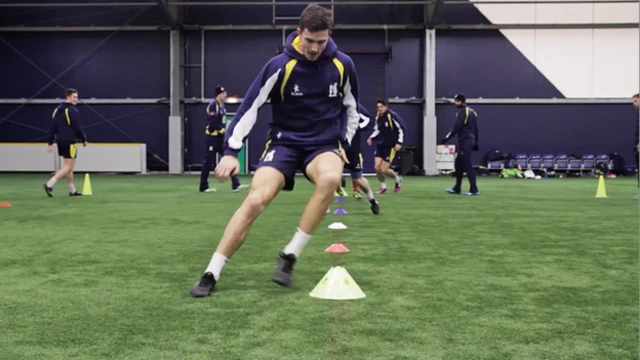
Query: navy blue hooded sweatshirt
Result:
<box><xmin>223</xmin><ymin>31</ymin><xmax>360</xmax><ymax>156</ymax></box>
<box><xmin>443</xmin><ymin>105</ymin><xmax>479</xmax><ymax>144</ymax></box>
<box><xmin>47</xmin><ymin>102</ymin><xmax>87</xmax><ymax>145</ymax></box>
<box><xmin>369</xmin><ymin>108</ymin><xmax>406</xmax><ymax>147</ymax></box>
<box><xmin>205</xmin><ymin>100</ymin><xmax>227</xmax><ymax>137</ymax></box>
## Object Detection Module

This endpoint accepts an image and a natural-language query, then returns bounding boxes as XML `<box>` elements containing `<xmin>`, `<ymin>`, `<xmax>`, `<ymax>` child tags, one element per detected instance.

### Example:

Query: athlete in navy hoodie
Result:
<box><xmin>190</xmin><ymin>4</ymin><xmax>361</xmax><ymax>298</ymax></box>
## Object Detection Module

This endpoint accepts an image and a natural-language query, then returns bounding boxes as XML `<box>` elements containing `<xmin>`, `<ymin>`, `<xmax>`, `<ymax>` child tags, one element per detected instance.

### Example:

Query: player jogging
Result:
<box><xmin>189</xmin><ymin>4</ymin><xmax>360</xmax><ymax>298</ymax></box>
<box><xmin>367</xmin><ymin>99</ymin><xmax>406</xmax><ymax>194</ymax></box>
<box><xmin>344</xmin><ymin>103</ymin><xmax>379</xmax><ymax>213</ymax></box>
<box><xmin>43</xmin><ymin>88</ymin><xmax>86</xmax><ymax>197</ymax></box>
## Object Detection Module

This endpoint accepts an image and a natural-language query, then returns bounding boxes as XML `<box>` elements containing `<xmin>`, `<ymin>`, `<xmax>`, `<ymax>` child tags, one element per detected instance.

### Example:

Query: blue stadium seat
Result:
<box><xmin>528</xmin><ymin>154</ymin><xmax>542</xmax><ymax>169</ymax></box>
<box><xmin>556</xmin><ymin>154</ymin><xmax>568</xmax><ymax>171</ymax></box>
<box><xmin>568</xmin><ymin>156</ymin><xmax>582</xmax><ymax>170</ymax></box>
<box><xmin>487</xmin><ymin>160</ymin><xmax>503</xmax><ymax>170</ymax></box>
<box><xmin>542</xmin><ymin>154</ymin><xmax>555</xmax><ymax>169</ymax></box>
<box><xmin>582</xmin><ymin>154</ymin><xmax>595</xmax><ymax>170</ymax></box>
<box><xmin>515</xmin><ymin>153</ymin><xmax>528</xmax><ymax>169</ymax></box>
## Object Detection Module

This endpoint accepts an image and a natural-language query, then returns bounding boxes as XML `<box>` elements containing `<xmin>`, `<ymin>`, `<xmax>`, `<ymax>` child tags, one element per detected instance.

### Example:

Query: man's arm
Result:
<box><xmin>357</xmin><ymin>103</ymin><xmax>372</xmax><ymax>130</ymax></box>
<box><xmin>368</xmin><ymin>118</ymin><xmax>380</xmax><ymax>141</ymax></box>
<box><xmin>47</xmin><ymin>109</ymin><xmax>58</xmax><ymax>145</ymax></box>
<box><xmin>474</xmin><ymin>110</ymin><xmax>479</xmax><ymax>144</ymax></box>
<box><xmin>68</xmin><ymin>107</ymin><xmax>87</xmax><ymax>143</ymax></box>
<box><xmin>223</xmin><ymin>61</ymin><xmax>282</xmax><ymax>157</ymax></box>
<box><xmin>391</xmin><ymin>111</ymin><xmax>406</xmax><ymax>145</ymax></box>
<box><xmin>441</xmin><ymin>108</ymin><xmax>467</xmax><ymax>143</ymax></box>
<box><xmin>341</xmin><ymin>56</ymin><xmax>360</xmax><ymax>147</ymax></box>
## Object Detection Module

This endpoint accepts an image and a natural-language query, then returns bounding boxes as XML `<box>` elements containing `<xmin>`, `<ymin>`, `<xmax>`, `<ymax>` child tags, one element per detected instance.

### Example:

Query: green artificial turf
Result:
<box><xmin>0</xmin><ymin>173</ymin><xmax>637</xmax><ymax>360</ymax></box>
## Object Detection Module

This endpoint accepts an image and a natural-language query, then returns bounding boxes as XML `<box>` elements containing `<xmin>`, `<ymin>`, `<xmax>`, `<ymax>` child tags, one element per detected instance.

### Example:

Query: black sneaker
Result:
<box><xmin>271</xmin><ymin>252</ymin><xmax>297</xmax><ymax>287</ymax></box>
<box><xmin>189</xmin><ymin>272</ymin><xmax>217</xmax><ymax>297</ymax></box>
<box><xmin>369</xmin><ymin>198</ymin><xmax>380</xmax><ymax>215</ymax></box>
<box><xmin>69</xmin><ymin>191</ymin><xmax>83</xmax><ymax>196</ymax></box>
<box><xmin>43</xmin><ymin>183</ymin><xmax>53</xmax><ymax>197</ymax></box>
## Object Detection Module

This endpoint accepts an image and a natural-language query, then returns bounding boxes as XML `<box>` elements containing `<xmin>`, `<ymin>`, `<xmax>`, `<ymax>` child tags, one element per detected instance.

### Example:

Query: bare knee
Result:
<box><xmin>315</xmin><ymin>171</ymin><xmax>342</xmax><ymax>190</ymax></box>
<box><xmin>242</xmin><ymin>190</ymin><xmax>271</xmax><ymax>214</ymax></box>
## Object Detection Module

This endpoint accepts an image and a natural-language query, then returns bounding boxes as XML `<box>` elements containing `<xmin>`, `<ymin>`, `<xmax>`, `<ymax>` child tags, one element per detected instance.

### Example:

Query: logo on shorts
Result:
<box><xmin>263</xmin><ymin>149</ymin><xmax>276</xmax><ymax>162</ymax></box>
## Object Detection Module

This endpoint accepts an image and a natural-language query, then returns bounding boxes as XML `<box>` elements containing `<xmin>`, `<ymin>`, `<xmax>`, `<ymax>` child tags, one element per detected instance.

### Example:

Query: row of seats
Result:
<box><xmin>487</xmin><ymin>154</ymin><xmax>611</xmax><ymax>171</ymax></box>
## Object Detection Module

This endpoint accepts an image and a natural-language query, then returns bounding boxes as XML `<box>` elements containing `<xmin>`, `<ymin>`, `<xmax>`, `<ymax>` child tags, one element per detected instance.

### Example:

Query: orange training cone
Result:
<box><xmin>0</xmin><ymin>201</ymin><xmax>12</xmax><ymax>207</ymax></box>
<box><xmin>325</xmin><ymin>243</ymin><xmax>350</xmax><ymax>253</ymax></box>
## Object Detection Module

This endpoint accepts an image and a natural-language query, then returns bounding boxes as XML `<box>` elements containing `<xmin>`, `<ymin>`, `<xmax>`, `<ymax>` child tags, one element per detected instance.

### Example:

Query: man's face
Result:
<box><xmin>376</xmin><ymin>103</ymin><xmax>387</xmax><ymax>115</ymax></box>
<box><xmin>297</xmin><ymin>28</ymin><xmax>330</xmax><ymax>61</ymax></box>
<box><xmin>218</xmin><ymin>91</ymin><xmax>227</xmax><ymax>102</ymax></box>
<box><xmin>633</xmin><ymin>96</ymin><xmax>639</xmax><ymax>109</ymax></box>
<box><xmin>454</xmin><ymin>99</ymin><xmax>463</xmax><ymax>108</ymax></box>
<box><xmin>67</xmin><ymin>93</ymin><xmax>78</xmax><ymax>105</ymax></box>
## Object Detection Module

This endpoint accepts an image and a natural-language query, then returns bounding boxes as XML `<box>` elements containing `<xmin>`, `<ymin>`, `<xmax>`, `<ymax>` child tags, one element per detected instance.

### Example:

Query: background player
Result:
<box><xmin>43</xmin><ymin>88</ymin><xmax>86</xmax><ymax>197</ymax></box>
<box><xmin>344</xmin><ymin>103</ymin><xmax>379</xmax><ymax>213</ymax></box>
<box><xmin>199</xmin><ymin>85</ymin><xmax>247</xmax><ymax>193</ymax></box>
<box><xmin>632</xmin><ymin>93</ymin><xmax>639</xmax><ymax>198</ymax></box>
<box><xmin>367</xmin><ymin>99</ymin><xmax>406</xmax><ymax>194</ymax></box>
<box><xmin>441</xmin><ymin>93</ymin><xmax>480</xmax><ymax>196</ymax></box>
<box><xmin>189</xmin><ymin>4</ymin><xmax>361</xmax><ymax>298</ymax></box>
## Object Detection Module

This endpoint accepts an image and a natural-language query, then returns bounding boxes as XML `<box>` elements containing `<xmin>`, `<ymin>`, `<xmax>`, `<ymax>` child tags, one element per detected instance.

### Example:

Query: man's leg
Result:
<box><xmin>464</xmin><ymin>149</ymin><xmax>479</xmax><ymax>195</ymax></box>
<box><xmin>199</xmin><ymin>139</ymin><xmax>216</xmax><ymax>192</ymax></box>
<box><xmin>354</xmin><ymin>175</ymin><xmax>379</xmax><ymax>214</ymax></box>
<box><xmin>64</xmin><ymin>157</ymin><xmax>81</xmax><ymax>195</ymax></box>
<box><xmin>44</xmin><ymin>142</ymin><xmax>75</xmax><ymax>197</ymax></box>
<box><xmin>447</xmin><ymin>152</ymin><xmax>463</xmax><ymax>194</ymax></box>
<box><xmin>190</xmin><ymin>166</ymin><xmax>285</xmax><ymax>297</ymax></box>
<box><xmin>374</xmin><ymin>156</ymin><xmax>387</xmax><ymax>193</ymax></box>
<box><xmin>271</xmin><ymin>150</ymin><xmax>343</xmax><ymax>287</ymax></box>
<box><xmin>382</xmin><ymin>150</ymin><xmax>402</xmax><ymax>192</ymax></box>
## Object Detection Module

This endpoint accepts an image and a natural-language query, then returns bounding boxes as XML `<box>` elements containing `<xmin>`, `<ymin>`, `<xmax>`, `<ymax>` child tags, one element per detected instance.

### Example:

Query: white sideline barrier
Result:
<box><xmin>0</xmin><ymin>143</ymin><xmax>147</xmax><ymax>174</ymax></box>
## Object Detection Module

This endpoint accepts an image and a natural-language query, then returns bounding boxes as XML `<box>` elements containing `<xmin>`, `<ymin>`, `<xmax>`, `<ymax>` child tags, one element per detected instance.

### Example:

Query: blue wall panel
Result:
<box><xmin>436</xmin><ymin>30</ymin><xmax>563</xmax><ymax>98</ymax></box>
<box><xmin>0</xmin><ymin>104</ymin><xmax>170</xmax><ymax>167</ymax></box>
<box><xmin>0</xmin><ymin>6</ymin><xmax>165</xmax><ymax>27</ymax></box>
<box><xmin>437</xmin><ymin>104</ymin><xmax>639</xmax><ymax>165</ymax></box>
<box><xmin>0</xmin><ymin>32</ymin><xmax>170</xmax><ymax>99</ymax></box>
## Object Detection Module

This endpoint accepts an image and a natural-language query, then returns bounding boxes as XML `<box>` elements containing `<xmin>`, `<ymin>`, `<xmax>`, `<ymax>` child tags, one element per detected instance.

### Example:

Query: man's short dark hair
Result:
<box><xmin>633</xmin><ymin>93</ymin><xmax>639</xmax><ymax>99</ymax></box>
<box><xmin>299</xmin><ymin>4</ymin><xmax>334</xmax><ymax>32</ymax></box>
<box><xmin>65</xmin><ymin>88</ymin><xmax>78</xmax><ymax>98</ymax></box>
<box><xmin>376</xmin><ymin>99</ymin><xmax>387</xmax><ymax>106</ymax></box>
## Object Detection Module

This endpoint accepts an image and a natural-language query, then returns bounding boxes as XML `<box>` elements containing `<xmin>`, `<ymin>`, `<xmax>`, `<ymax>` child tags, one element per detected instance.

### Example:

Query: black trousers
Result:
<box><xmin>200</xmin><ymin>136</ymin><xmax>240</xmax><ymax>191</ymax></box>
<box><xmin>453</xmin><ymin>140</ymin><xmax>478</xmax><ymax>193</ymax></box>
<box><xmin>635</xmin><ymin>147</ymin><xmax>638</xmax><ymax>186</ymax></box>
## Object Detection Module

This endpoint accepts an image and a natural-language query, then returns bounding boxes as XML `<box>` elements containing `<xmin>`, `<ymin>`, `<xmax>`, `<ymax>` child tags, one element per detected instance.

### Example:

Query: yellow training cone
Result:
<box><xmin>309</xmin><ymin>266</ymin><xmax>366</xmax><ymax>300</ymax></box>
<box><xmin>81</xmin><ymin>173</ymin><xmax>93</xmax><ymax>195</ymax></box>
<box><xmin>595</xmin><ymin>175</ymin><xmax>607</xmax><ymax>198</ymax></box>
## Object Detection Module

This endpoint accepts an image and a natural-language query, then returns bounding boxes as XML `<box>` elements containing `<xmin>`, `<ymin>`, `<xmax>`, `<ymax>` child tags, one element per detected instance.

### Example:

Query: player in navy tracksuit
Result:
<box><xmin>367</xmin><ymin>99</ymin><xmax>406</xmax><ymax>194</ymax></box>
<box><xmin>633</xmin><ymin>93</ymin><xmax>639</xmax><ymax>196</ymax></box>
<box><xmin>342</xmin><ymin>103</ymin><xmax>379</xmax><ymax>213</ymax></box>
<box><xmin>190</xmin><ymin>4</ymin><xmax>361</xmax><ymax>298</ymax></box>
<box><xmin>441</xmin><ymin>93</ymin><xmax>480</xmax><ymax>196</ymax></box>
<box><xmin>199</xmin><ymin>85</ymin><xmax>247</xmax><ymax>193</ymax></box>
<box><xmin>43</xmin><ymin>88</ymin><xmax>86</xmax><ymax>197</ymax></box>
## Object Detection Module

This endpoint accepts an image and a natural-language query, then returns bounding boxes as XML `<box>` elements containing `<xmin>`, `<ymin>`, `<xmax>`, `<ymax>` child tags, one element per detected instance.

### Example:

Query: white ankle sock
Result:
<box><xmin>46</xmin><ymin>177</ymin><xmax>57</xmax><ymax>188</ymax></box>
<box><xmin>366</xmin><ymin>189</ymin><xmax>375</xmax><ymax>200</ymax></box>
<box><xmin>394</xmin><ymin>175</ymin><xmax>400</xmax><ymax>182</ymax></box>
<box><xmin>205</xmin><ymin>252</ymin><xmax>227</xmax><ymax>281</ymax></box>
<box><xmin>69</xmin><ymin>183</ymin><xmax>76</xmax><ymax>192</ymax></box>
<box><xmin>380</xmin><ymin>182</ymin><xmax>387</xmax><ymax>189</ymax></box>
<box><xmin>283</xmin><ymin>228</ymin><xmax>312</xmax><ymax>257</ymax></box>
